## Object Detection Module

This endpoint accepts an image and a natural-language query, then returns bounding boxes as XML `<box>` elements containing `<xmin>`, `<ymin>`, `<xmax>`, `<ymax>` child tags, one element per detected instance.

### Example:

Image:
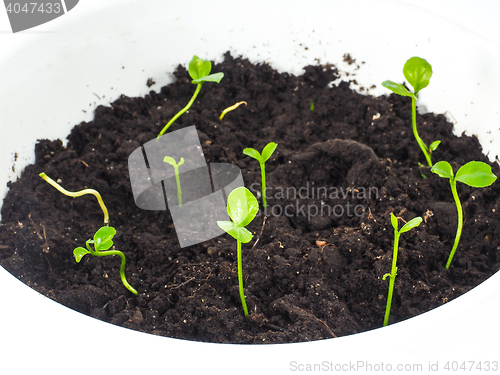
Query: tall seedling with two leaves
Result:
<box><xmin>243</xmin><ymin>142</ymin><xmax>278</xmax><ymax>208</ymax></box>
<box><xmin>164</xmin><ymin>156</ymin><xmax>184</xmax><ymax>207</ymax></box>
<box><xmin>431</xmin><ymin>161</ymin><xmax>497</xmax><ymax>269</ymax></box>
<box><xmin>217</xmin><ymin>187</ymin><xmax>259</xmax><ymax>317</ymax></box>
<box><xmin>383</xmin><ymin>213</ymin><xmax>422</xmax><ymax>326</ymax></box>
<box><xmin>158</xmin><ymin>55</ymin><xmax>224</xmax><ymax>138</ymax></box>
<box><xmin>382</xmin><ymin>57</ymin><xmax>440</xmax><ymax>167</ymax></box>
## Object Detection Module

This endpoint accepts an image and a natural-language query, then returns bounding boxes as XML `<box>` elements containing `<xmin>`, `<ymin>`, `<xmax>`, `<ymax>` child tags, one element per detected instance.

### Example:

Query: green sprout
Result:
<box><xmin>383</xmin><ymin>213</ymin><xmax>422</xmax><ymax>327</ymax></box>
<box><xmin>158</xmin><ymin>55</ymin><xmax>224</xmax><ymax>138</ymax></box>
<box><xmin>382</xmin><ymin>56</ymin><xmax>440</xmax><ymax>167</ymax></box>
<box><xmin>217</xmin><ymin>187</ymin><xmax>259</xmax><ymax>317</ymax></box>
<box><xmin>243</xmin><ymin>142</ymin><xmax>278</xmax><ymax>208</ymax></box>
<box><xmin>310</xmin><ymin>99</ymin><xmax>315</xmax><ymax>112</ymax></box>
<box><xmin>164</xmin><ymin>156</ymin><xmax>184</xmax><ymax>207</ymax></box>
<box><xmin>220</xmin><ymin>101</ymin><xmax>247</xmax><ymax>120</ymax></box>
<box><xmin>39</xmin><ymin>172</ymin><xmax>109</xmax><ymax>225</ymax></box>
<box><xmin>74</xmin><ymin>226</ymin><xmax>138</xmax><ymax>295</ymax></box>
<box><xmin>39</xmin><ymin>172</ymin><xmax>137</xmax><ymax>294</ymax></box>
<box><xmin>431</xmin><ymin>161</ymin><xmax>497</xmax><ymax>269</ymax></box>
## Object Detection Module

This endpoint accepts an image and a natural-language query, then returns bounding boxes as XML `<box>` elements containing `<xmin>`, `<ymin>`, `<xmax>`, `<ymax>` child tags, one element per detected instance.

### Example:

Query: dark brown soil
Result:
<box><xmin>1</xmin><ymin>52</ymin><xmax>499</xmax><ymax>343</ymax></box>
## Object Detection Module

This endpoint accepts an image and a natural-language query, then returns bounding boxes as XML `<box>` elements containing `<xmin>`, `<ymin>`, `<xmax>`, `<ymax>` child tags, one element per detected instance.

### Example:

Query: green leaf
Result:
<box><xmin>455</xmin><ymin>161</ymin><xmax>497</xmax><ymax>188</ymax></box>
<box><xmin>431</xmin><ymin>161</ymin><xmax>454</xmax><ymax>180</ymax></box>
<box><xmin>177</xmin><ymin>157</ymin><xmax>185</xmax><ymax>167</ymax></box>
<box><xmin>192</xmin><ymin>72</ymin><xmax>224</xmax><ymax>84</ymax></box>
<box><xmin>243</xmin><ymin>148</ymin><xmax>262</xmax><ymax>162</ymax></box>
<box><xmin>399</xmin><ymin>216</ymin><xmax>423</xmax><ymax>234</ymax></box>
<box><xmin>381</xmin><ymin>80</ymin><xmax>415</xmax><ymax>98</ymax></box>
<box><xmin>382</xmin><ymin>272</ymin><xmax>391</xmax><ymax>281</ymax></box>
<box><xmin>163</xmin><ymin>156</ymin><xmax>176</xmax><ymax>166</ymax></box>
<box><xmin>261</xmin><ymin>142</ymin><xmax>278</xmax><ymax>162</ymax></box>
<box><xmin>73</xmin><ymin>247</ymin><xmax>90</xmax><ymax>263</ymax></box>
<box><xmin>390</xmin><ymin>212</ymin><xmax>398</xmax><ymax>231</ymax></box>
<box><xmin>188</xmin><ymin>55</ymin><xmax>212</xmax><ymax>81</ymax></box>
<box><xmin>93</xmin><ymin>226</ymin><xmax>116</xmax><ymax>251</ymax></box>
<box><xmin>403</xmin><ymin>56</ymin><xmax>432</xmax><ymax>96</ymax></box>
<box><xmin>429</xmin><ymin>140</ymin><xmax>441</xmax><ymax>152</ymax></box>
<box><xmin>226</xmin><ymin>187</ymin><xmax>259</xmax><ymax>227</ymax></box>
<box><xmin>217</xmin><ymin>221</ymin><xmax>253</xmax><ymax>243</ymax></box>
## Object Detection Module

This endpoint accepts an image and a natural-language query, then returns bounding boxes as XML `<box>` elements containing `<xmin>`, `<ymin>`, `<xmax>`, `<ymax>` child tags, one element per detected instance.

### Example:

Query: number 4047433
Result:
<box><xmin>5</xmin><ymin>2</ymin><xmax>62</xmax><ymax>14</ymax></box>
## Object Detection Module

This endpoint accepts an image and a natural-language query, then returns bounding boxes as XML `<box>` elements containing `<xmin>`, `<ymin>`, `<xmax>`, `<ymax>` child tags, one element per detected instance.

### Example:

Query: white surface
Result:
<box><xmin>1</xmin><ymin>1</ymin><xmax>500</xmax><ymax>374</ymax></box>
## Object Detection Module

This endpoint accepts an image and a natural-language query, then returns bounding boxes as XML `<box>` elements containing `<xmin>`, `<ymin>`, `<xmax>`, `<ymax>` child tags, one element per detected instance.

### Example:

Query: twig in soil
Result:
<box><xmin>76</xmin><ymin>159</ymin><xmax>89</xmax><ymax>168</ymax></box>
<box><xmin>28</xmin><ymin>214</ymin><xmax>49</xmax><ymax>253</ymax></box>
<box><xmin>168</xmin><ymin>277</ymin><xmax>196</xmax><ymax>290</ymax></box>
<box><xmin>249</xmin><ymin>216</ymin><xmax>267</xmax><ymax>253</ymax></box>
<box><xmin>264</xmin><ymin>322</ymin><xmax>286</xmax><ymax>332</ymax></box>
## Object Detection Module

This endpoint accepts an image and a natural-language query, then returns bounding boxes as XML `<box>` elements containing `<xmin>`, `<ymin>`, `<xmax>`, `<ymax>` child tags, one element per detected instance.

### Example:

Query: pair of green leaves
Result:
<box><xmin>382</xmin><ymin>56</ymin><xmax>432</xmax><ymax>99</ymax></box>
<box><xmin>390</xmin><ymin>212</ymin><xmax>422</xmax><ymax>234</ymax></box>
<box><xmin>74</xmin><ymin>226</ymin><xmax>116</xmax><ymax>262</ymax></box>
<box><xmin>157</xmin><ymin>56</ymin><xmax>224</xmax><ymax>138</ymax></box>
<box><xmin>189</xmin><ymin>55</ymin><xmax>224</xmax><ymax>84</ymax></box>
<box><xmin>243</xmin><ymin>142</ymin><xmax>278</xmax><ymax>164</ymax></box>
<box><xmin>382</xmin><ymin>56</ymin><xmax>439</xmax><ymax>167</ymax></box>
<box><xmin>217</xmin><ymin>187</ymin><xmax>259</xmax><ymax>243</ymax></box>
<box><xmin>431</xmin><ymin>160</ymin><xmax>496</xmax><ymax>269</ymax></box>
<box><xmin>163</xmin><ymin>156</ymin><xmax>185</xmax><ymax>168</ymax></box>
<box><xmin>431</xmin><ymin>161</ymin><xmax>497</xmax><ymax>187</ymax></box>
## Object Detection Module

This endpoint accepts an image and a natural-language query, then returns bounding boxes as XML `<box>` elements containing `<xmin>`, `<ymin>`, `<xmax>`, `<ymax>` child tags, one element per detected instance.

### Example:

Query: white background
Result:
<box><xmin>1</xmin><ymin>1</ymin><xmax>500</xmax><ymax>374</ymax></box>
<box><xmin>1</xmin><ymin>1</ymin><xmax>500</xmax><ymax>54</ymax></box>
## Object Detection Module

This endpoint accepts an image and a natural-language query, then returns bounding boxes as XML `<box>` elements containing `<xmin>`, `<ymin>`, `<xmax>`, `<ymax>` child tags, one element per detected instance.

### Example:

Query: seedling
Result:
<box><xmin>310</xmin><ymin>99</ymin><xmax>315</xmax><ymax>112</ymax></box>
<box><xmin>243</xmin><ymin>142</ymin><xmax>278</xmax><ymax>208</ymax></box>
<box><xmin>220</xmin><ymin>101</ymin><xmax>247</xmax><ymax>120</ymax></box>
<box><xmin>164</xmin><ymin>156</ymin><xmax>184</xmax><ymax>207</ymax></box>
<box><xmin>383</xmin><ymin>213</ymin><xmax>422</xmax><ymax>326</ymax></box>
<box><xmin>39</xmin><ymin>172</ymin><xmax>137</xmax><ymax>294</ymax></box>
<box><xmin>158</xmin><ymin>55</ymin><xmax>224</xmax><ymax>137</ymax></box>
<box><xmin>382</xmin><ymin>56</ymin><xmax>440</xmax><ymax>166</ymax></box>
<box><xmin>74</xmin><ymin>226</ymin><xmax>138</xmax><ymax>295</ymax></box>
<box><xmin>431</xmin><ymin>161</ymin><xmax>497</xmax><ymax>269</ymax></box>
<box><xmin>217</xmin><ymin>187</ymin><xmax>259</xmax><ymax>317</ymax></box>
<box><xmin>39</xmin><ymin>172</ymin><xmax>109</xmax><ymax>224</ymax></box>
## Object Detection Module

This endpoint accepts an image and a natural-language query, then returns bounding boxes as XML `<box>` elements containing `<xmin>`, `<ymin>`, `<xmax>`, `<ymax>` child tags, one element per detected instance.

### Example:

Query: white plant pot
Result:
<box><xmin>1</xmin><ymin>1</ymin><xmax>500</xmax><ymax>373</ymax></box>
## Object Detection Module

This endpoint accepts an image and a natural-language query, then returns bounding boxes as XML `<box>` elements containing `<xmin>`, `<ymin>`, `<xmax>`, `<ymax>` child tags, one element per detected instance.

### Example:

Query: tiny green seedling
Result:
<box><xmin>431</xmin><ymin>161</ymin><xmax>497</xmax><ymax>269</ymax></box>
<box><xmin>74</xmin><ymin>226</ymin><xmax>138</xmax><ymax>295</ymax></box>
<box><xmin>382</xmin><ymin>56</ymin><xmax>440</xmax><ymax>167</ymax></box>
<box><xmin>217</xmin><ymin>187</ymin><xmax>259</xmax><ymax>317</ymax></box>
<box><xmin>164</xmin><ymin>156</ymin><xmax>184</xmax><ymax>207</ymax></box>
<box><xmin>243</xmin><ymin>142</ymin><xmax>278</xmax><ymax>208</ymax></box>
<box><xmin>158</xmin><ymin>55</ymin><xmax>224</xmax><ymax>138</ymax></box>
<box><xmin>310</xmin><ymin>99</ymin><xmax>315</xmax><ymax>112</ymax></box>
<box><xmin>383</xmin><ymin>213</ymin><xmax>422</xmax><ymax>327</ymax></box>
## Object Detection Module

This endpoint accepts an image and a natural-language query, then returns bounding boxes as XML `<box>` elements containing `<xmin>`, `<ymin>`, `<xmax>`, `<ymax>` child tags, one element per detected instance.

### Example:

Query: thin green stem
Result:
<box><xmin>237</xmin><ymin>239</ymin><xmax>249</xmax><ymax>317</ymax></box>
<box><xmin>446</xmin><ymin>179</ymin><xmax>463</xmax><ymax>269</ymax></box>
<box><xmin>411</xmin><ymin>97</ymin><xmax>432</xmax><ymax>167</ymax></box>
<box><xmin>260</xmin><ymin>162</ymin><xmax>267</xmax><ymax>208</ymax></box>
<box><xmin>39</xmin><ymin>172</ymin><xmax>109</xmax><ymax>224</ymax></box>
<box><xmin>384</xmin><ymin>230</ymin><xmax>400</xmax><ymax>327</ymax></box>
<box><xmin>158</xmin><ymin>83</ymin><xmax>202</xmax><ymax>138</ymax></box>
<box><xmin>93</xmin><ymin>249</ymin><xmax>138</xmax><ymax>295</ymax></box>
<box><xmin>174</xmin><ymin>166</ymin><xmax>182</xmax><ymax>207</ymax></box>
